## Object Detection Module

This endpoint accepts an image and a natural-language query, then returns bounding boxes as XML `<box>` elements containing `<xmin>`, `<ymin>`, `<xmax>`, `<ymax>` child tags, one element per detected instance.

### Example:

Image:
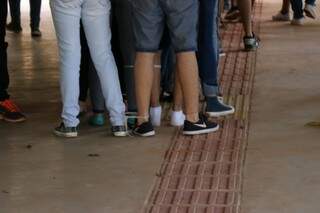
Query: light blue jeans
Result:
<box><xmin>50</xmin><ymin>0</ymin><xmax>125</xmax><ymax>127</ymax></box>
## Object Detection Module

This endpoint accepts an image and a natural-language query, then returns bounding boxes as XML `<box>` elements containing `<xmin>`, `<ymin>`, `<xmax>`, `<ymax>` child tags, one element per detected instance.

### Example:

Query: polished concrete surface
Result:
<box><xmin>242</xmin><ymin>1</ymin><xmax>320</xmax><ymax>213</ymax></box>
<box><xmin>1</xmin><ymin>1</ymin><xmax>175</xmax><ymax>213</ymax></box>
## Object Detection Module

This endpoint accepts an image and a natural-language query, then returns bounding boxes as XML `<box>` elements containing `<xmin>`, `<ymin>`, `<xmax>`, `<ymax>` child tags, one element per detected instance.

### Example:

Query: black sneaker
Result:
<box><xmin>206</xmin><ymin>96</ymin><xmax>235</xmax><ymax>117</ymax></box>
<box><xmin>132</xmin><ymin>121</ymin><xmax>155</xmax><ymax>137</ymax></box>
<box><xmin>243</xmin><ymin>34</ymin><xmax>260</xmax><ymax>51</ymax></box>
<box><xmin>112</xmin><ymin>125</ymin><xmax>127</xmax><ymax>137</ymax></box>
<box><xmin>53</xmin><ymin>122</ymin><xmax>78</xmax><ymax>138</ymax></box>
<box><xmin>6</xmin><ymin>22</ymin><xmax>22</xmax><ymax>33</ymax></box>
<box><xmin>31</xmin><ymin>29</ymin><xmax>42</xmax><ymax>37</ymax></box>
<box><xmin>183</xmin><ymin>115</ymin><xmax>219</xmax><ymax>135</ymax></box>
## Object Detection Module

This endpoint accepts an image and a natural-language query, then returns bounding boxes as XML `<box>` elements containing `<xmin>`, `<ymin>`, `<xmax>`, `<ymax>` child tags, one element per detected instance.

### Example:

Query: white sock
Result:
<box><xmin>150</xmin><ymin>106</ymin><xmax>162</xmax><ymax>126</ymax></box>
<box><xmin>170</xmin><ymin>110</ymin><xmax>185</xmax><ymax>127</ymax></box>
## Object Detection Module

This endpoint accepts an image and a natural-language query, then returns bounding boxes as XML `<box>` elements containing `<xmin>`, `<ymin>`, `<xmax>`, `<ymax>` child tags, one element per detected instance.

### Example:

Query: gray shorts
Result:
<box><xmin>131</xmin><ymin>0</ymin><xmax>199</xmax><ymax>53</ymax></box>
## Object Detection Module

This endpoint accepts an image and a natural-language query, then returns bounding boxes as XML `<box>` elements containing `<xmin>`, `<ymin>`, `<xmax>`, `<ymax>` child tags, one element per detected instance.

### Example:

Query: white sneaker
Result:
<box><xmin>170</xmin><ymin>110</ymin><xmax>185</xmax><ymax>127</ymax></box>
<box><xmin>272</xmin><ymin>11</ymin><xmax>290</xmax><ymax>21</ymax></box>
<box><xmin>150</xmin><ymin>106</ymin><xmax>162</xmax><ymax>127</ymax></box>
<box><xmin>304</xmin><ymin>4</ymin><xmax>317</xmax><ymax>19</ymax></box>
<box><xmin>291</xmin><ymin>17</ymin><xmax>305</xmax><ymax>25</ymax></box>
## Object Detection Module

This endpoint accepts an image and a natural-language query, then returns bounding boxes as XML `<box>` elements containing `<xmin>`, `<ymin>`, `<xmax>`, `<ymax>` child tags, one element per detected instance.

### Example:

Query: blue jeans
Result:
<box><xmin>198</xmin><ymin>0</ymin><xmax>220</xmax><ymax>97</ymax></box>
<box><xmin>291</xmin><ymin>0</ymin><xmax>316</xmax><ymax>18</ymax></box>
<box><xmin>8</xmin><ymin>0</ymin><xmax>42</xmax><ymax>29</ymax></box>
<box><xmin>50</xmin><ymin>0</ymin><xmax>125</xmax><ymax>127</ymax></box>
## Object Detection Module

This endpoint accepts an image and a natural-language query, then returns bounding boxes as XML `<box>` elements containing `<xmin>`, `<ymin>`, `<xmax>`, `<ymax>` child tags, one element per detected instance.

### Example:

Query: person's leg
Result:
<box><xmin>281</xmin><ymin>0</ymin><xmax>291</xmax><ymax>13</ymax></box>
<box><xmin>0</xmin><ymin>0</ymin><xmax>9</xmax><ymax>102</ymax></box>
<box><xmin>134</xmin><ymin>52</ymin><xmax>155</xmax><ymax>124</ymax></box>
<box><xmin>81</xmin><ymin>0</ymin><xmax>126</xmax><ymax>130</ymax></box>
<box><xmin>238</xmin><ymin>0</ymin><xmax>253</xmax><ymax>37</ymax></box>
<box><xmin>166</xmin><ymin>0</ymin><xmax>219</xmax><ymax>135</ymax></box>
<box><xmin>29</xmin><ymin>0</ymin><xmax>42</xmax><ymax>36</ymax></box>
<box><xmin>170</xmin><ymin>70</ymin><xmax>185</xmax><ymax>127</ymax></box>
<box><xmin>290</xmin><ymin>0</ymin><xmax>304</xmax><ymax>19</ymax></box>
<box><xmin>78</xmin><ymin>21</ymin><xmax>90</xmax><ymax>115</ymax></box>
<box><xmin>114</xmin><ymin>0</ymin><xmax>137</xmax><ymax>112</ymax></box>
<box><xmin>88</xmin><ymin>58</ymin><xmax>107</xmax><ymax>127</ymax></box>
<box><xmin>50</xmin><ymin>0</ymin><xmax>82</xmax><ymax>133</ymax></box>
<box><xmin>198</xmin><ymin>0</ymin><xmax>235</xmax><ymax>117</ymax></box>
<box><xmin>150</xmin><ymin>53</ymin><xmax>162</xmax><ymax>126</ymax></box>
<box><xmin>0</xmin><ymin>0</ymin><xmax>26</xmax><ymax>123</ymax></box>
<box><xmin>7</xmin><ymin>0</ymin><xmax>22</xmax><ymax>32</ymax></box>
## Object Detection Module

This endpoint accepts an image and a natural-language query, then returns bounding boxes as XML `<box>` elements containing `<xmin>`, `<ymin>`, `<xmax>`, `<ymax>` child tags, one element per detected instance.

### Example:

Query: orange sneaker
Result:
<box><xmin>0</xmin><ymin>99</ymin><xmax>26</xmax><ymax>123</ymax></box>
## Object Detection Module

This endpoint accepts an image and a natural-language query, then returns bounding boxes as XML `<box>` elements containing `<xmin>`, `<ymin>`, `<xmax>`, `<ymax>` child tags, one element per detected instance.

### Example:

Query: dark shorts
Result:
<box><xmin>131</xmin><ymin>0</ymin><xmax>199</xmax><ymax>53</ymax></box>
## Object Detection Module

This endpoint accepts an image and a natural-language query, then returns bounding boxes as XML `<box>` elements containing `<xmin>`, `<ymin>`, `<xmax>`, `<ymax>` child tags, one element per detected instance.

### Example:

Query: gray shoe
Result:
<box><xmin>243</xmin><ymin>34</ymin><xmax>260</xmax><ymax>51</ymax></box>
<box><xmin>54</xmin><ymin>122</ymin><xmax>78</xmax><ymax>138</ymax></box>
<box><xmin>31</xmin><ymin>29</ymin><xmax>42</xmax><ymax>37</ymax></box>
<box><xmin>304</xmin><ymin>4</ymin><xmax>317</xmax><ymax>19</ymax></box>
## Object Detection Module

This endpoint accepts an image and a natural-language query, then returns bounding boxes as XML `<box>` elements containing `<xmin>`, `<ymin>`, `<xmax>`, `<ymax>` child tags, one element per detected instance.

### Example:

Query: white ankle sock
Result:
<box><xmin>150</xmin><ymin>106</ymin><xmax>162</xmax><ymax>126</ymax></box>
<box><xmin>171</xmin><ymin>110</ymin><xmax>185</xmax><ymax>127</ymax></box>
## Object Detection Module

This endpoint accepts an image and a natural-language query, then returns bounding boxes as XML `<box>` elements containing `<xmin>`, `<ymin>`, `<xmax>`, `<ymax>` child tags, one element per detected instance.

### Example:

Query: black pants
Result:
<box><xmin>0</xmin><ymin>0</ymin><xmax>10</xmax><ymax>101</ymax></box>
<box><xmin>8</xmin><ymin>0</ymin><xmax>42</xmax><ymax>30</ymax></box>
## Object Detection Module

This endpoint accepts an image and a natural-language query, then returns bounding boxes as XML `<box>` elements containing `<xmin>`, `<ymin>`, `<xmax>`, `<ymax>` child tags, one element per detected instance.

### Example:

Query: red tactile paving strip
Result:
<box><xmin>143</xmin><ymin>1</ymin><xmax>263</xmax><ymax>213</ymax></box>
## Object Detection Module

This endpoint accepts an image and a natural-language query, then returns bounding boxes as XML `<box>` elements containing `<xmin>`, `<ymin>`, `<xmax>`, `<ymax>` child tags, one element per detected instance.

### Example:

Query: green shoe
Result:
<box><xmin>89</xmin><ymin>114</ymin><xmax>106</xmax><ymax>126</ymax></box>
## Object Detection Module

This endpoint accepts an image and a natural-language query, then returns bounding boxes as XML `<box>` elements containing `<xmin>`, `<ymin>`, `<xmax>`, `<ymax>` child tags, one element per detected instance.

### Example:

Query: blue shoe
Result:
<box><xmin>89</xmin><ymin>114</ymin><xmax>106</xmax><ymax>126</ymax></box>
<box><xmin>206</xmin><ymin>97</ymin><xmax>235</xmax><ymax>117</ymax></box>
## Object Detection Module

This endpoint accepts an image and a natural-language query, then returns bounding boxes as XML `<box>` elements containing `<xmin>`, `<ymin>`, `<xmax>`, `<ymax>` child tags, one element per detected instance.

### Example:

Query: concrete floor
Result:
<box><xmin>242</xmin><ymin>0</ymin><xmax>320</xmax><ymax>213</ymax></box>
<box><xmin>0</xmin><ymin>1</ymin><xmax>175</xmax><ymax>212</ymax></box>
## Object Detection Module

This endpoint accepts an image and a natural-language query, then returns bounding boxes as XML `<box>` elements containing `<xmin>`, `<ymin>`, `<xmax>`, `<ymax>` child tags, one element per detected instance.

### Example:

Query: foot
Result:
<box><xmin>206</xmin><ymin>96</ymin><xmax>235</xmax><ymax>117</ymax></box>
<box><xmin>243</xmin><ymin>34</ymin><xmax>260</xmax><ymax>51</ymax></box>
<box><xmin>6</xmin><ymin>22</ymin><xmax>22</xmax><ymax>33</ymax></box>
<box><xmin>53</xmin><ymin>122</ymin><xmax>78</xmax><ymax>138</ymax></box>
<box><xmin>111</xmin><ymin>125</ymin><xmax>127</xmax><ymax>137</ymax></box>
<box><xmin>132</xmin><ymin>121</ymin><xmax>155</xmax><ymax>137</ymax></box>
<box><xmin>31</xmin><ymin>28</ymin><xmax>42</xmax><ymax>37</ymax></box>
<box><xmin>224</xmin><ymin>7</ymin><xmax>241</xmax><ymax>21</ymax></box>
<box><xmin>0</xmin><ymin>99</ymin><xmax>26</xmax><ymax>123</ymax></box>
<box><xmin>150</xmin><ymin>106</ymin><xmax>162</xmax><ymax>126</ymax></box>
<box><xmin>170</xmin><ymin>110</ymin><xmax>185</xmax><ymax>127</ymax></box>
<box><xmin>291</xmin><ymin>17</ymin><xmax>305</xmax><ymax>25</ymax></box>
<box><xmin>272</xmin><ymin>11</ymin><xmax>290</xmax><ymax>21</ymax></box>
<box><xmin>304</xmin><ymin>4</ymin><xmax>317</xmax><ymax>19</ymax></box>
<box><xmin>183</xmin><ymin>114</ymin><xmax>219</xmax><ymax>136</ymax></box>
<box><xmin>88</xmin><ymin>113</ymin><xmax>106</xmax><ymax>126</ymax></box>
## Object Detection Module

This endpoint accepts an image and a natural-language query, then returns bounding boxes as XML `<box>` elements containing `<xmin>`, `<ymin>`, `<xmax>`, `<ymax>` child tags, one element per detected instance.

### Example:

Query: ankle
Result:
<box><xmin>185</xmin><ymin>112</ymin><xmax>199</xmax><ymax>123</ymax></box>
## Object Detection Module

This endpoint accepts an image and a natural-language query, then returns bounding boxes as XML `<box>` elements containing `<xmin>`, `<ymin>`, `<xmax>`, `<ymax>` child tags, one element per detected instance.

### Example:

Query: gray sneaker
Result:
<box><xmin>304</xmin><ymin>4</ymin><xmax>317</xmax><ymax>19</ymax></box>
<box><xmin>243</xmin><ymin>34</ymin><xmax>260</xmax><ymax>51</ymax></box>
<box><xmin>54</xmin><ymin>122</ymin><xmax>78</xmax><ymax>138</ymax></box>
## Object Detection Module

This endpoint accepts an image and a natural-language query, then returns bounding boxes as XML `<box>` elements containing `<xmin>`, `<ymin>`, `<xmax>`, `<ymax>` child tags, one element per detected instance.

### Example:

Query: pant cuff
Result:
<box><xmin>202</xmin><ymin>82</ymin><xmax>219</xmax><ymax>97</ymax></box>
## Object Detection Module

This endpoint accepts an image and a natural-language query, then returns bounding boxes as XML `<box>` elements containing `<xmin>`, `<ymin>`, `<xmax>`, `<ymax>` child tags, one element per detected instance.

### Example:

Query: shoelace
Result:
<box><xmin>0</xmin><ymin>100</ymin><xmax>21</xmax><ymax>113</ymax></box>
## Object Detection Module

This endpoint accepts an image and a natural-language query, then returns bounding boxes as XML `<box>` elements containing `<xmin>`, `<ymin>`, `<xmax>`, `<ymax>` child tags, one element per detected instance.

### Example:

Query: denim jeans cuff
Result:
<box><xmin>202</xmin><ymin>82</ymin><xmax>219</xmax><ymax>97</ymax></box>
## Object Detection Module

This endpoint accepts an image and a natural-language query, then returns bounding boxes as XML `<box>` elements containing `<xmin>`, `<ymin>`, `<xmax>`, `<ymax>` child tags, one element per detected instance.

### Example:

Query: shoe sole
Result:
<box><xmin>206</xmin><ymin>108</ymin><xmax>235</xmax><ymax>117</ymax></box>
<box><xmin>183</xmin><ymin>125</ymin><xmax>219</xmax><ymax>136</ymax></box>
<box><xmin>53</xmin><ymin>130</ymin><xmax>78</xmax><ymax>138</ymax></box>
<box><xmin>304</xmin><ymin>9</ymin><xmax>316</xmax><ymax>19</ymax></box>
<box><xmin>3</xmin><ymin>117</ymin><xmax>26</xmax><ymax>123</ymax></box>
<box><xmin>113</xmin><ymin>131</ymin><xmax>127</xmax><ymax>137</ymax></box>
<box><xmin>133</xmin><ymin>130</ymin><xmax>156</xmax><ymax>137</ymax></box>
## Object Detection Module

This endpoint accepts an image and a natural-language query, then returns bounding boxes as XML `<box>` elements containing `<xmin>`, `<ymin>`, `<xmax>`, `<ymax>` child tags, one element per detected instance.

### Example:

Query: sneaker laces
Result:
<box><xmin>0</xmin><ymin>100</ymin><xmax>21</xmax><ymax>113</ymax></box>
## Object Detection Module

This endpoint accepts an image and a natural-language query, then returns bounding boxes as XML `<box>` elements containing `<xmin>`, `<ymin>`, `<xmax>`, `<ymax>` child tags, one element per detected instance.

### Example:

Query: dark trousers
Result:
<box><xmin>198</xmin><ymin>0</ymin><xmax>220</xmax><ymax>97</ymax></box>
<box><xmin>8</xmin><ymin>0</ymin><xmax>42</xmax><ymax>29</ymax></box>
<box><xmin>0</xmin><ymin>0</ymin><xmax>10</xmax><ymax>101</ymax></box>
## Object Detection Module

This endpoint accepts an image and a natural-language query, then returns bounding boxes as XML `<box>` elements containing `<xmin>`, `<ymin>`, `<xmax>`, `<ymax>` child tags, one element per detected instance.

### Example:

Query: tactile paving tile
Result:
<box><xmin>143</xmin><ymin>1</ymin><xmax>263</xmax><ymax>212</ymax></box>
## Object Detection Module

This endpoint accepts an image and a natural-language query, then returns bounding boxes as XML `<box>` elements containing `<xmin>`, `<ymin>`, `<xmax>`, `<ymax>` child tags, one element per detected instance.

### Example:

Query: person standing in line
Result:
<box><xmin>131</xmin><ymin>0</ymin><xmax>219</xmax><ymax>136</ymax></box>
<box><xmin>7</xmin><ymin>0</ymin><xmax>42</xmax><ymax>37</ymax></box>
<box><xmin>0</xmin><ymin>0</ymin><xmax>26</xmax><ymax>123</ymax></box>
<box><xmin>50</xmin><ymin>0</ymin><xmax>127</xmax><ymax>138</ymax></box>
